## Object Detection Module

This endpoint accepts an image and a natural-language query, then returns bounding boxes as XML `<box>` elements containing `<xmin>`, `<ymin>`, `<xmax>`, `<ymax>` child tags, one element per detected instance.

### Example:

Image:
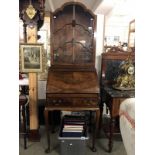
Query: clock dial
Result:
<box><xmin>128</xmin><ymin>66</ymin><xmax>134</xmax><ymax>75</ymax></box>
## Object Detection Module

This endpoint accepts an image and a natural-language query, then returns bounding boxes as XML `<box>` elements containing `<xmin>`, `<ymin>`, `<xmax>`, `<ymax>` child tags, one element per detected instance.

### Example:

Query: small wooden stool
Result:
<box><xmin>19</xmin><ymin>94</ymin><xmax>28</xmax><ymax>149</ymax></box>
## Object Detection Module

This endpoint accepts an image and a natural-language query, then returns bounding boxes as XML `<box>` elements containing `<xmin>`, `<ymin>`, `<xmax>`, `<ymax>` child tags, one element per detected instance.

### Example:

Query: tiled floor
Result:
<box><xmin>19</xmin><ymin>125</ymin><xmax>127</xmax><ymax>155</ymax></box>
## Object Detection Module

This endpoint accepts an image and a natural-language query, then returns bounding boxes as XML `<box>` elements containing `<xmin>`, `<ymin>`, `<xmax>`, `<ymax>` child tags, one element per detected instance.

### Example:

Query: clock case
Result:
<box><xmin>101</xmin><ymin>51</ymin><xmax>135</xmax><ymax>90</ymax></box>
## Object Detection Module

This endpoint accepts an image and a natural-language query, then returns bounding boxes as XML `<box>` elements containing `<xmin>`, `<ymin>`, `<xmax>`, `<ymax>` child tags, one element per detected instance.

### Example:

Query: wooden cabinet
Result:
<box><xmin>128</xmin><ymin>19</ymin><xmax>135</xmax><ymax>52</ymax></box>
<box><xmin>44</xmin><ymin>3</ymin><xmax>100</xmax><ymax>153</ymax></box>
<box><xmin>51</xmin><ymin>3</ymin><xmax>96</xmax><ymax>71</ymax></box>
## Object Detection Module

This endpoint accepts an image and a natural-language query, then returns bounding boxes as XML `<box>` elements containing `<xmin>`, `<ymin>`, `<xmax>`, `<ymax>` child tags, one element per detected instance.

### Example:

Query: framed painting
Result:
<box><xmin>20</xmin><ymin>43</ymin><xmax>44</xmax><ymax>72</ymax></box>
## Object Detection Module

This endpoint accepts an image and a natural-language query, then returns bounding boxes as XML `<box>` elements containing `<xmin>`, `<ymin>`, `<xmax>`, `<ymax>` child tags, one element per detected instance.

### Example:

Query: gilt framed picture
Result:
<box><xmin>20</xmin><ymin>43</ymin><xmax>44</xmax><ymax>72</ymax></box>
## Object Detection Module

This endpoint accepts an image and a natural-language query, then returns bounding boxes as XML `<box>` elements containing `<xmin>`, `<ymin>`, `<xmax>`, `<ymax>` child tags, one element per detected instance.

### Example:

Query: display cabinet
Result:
<box><xmin>50</xmin><ymin>3</ymin><xmax>96</xmax><ymax>71</ymax></box>
<box><xmin>44</xmin><ymin>2</ymin><xmax>100</xmax><ymax>153</ymax></box>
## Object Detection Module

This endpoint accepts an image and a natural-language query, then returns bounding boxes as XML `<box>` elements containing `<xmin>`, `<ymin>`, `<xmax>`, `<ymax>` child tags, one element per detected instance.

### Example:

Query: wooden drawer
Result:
<box><xmin>46</xmin><ymin>97</ymin><xmax>99</xmax><ymax>107</ymax></box>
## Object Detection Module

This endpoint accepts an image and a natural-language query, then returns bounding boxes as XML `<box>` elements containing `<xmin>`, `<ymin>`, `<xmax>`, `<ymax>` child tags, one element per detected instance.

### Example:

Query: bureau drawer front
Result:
<box><xmin>46</xmin><ymin>98</ymin><xmax>99</xmax><ymax>107</ymax></box>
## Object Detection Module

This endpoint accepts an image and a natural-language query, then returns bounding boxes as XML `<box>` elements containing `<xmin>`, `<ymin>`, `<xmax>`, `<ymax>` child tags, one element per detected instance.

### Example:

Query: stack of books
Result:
<box><xmin>61</xmin><ymin>115</ymin><xmax>86</xmax><ymax>137</ymax></box>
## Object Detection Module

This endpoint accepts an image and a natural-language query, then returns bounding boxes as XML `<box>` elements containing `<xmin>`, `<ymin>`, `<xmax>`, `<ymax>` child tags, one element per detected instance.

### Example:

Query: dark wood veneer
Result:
<box><xmin>44</xmin><ymin>2</ymin><xmax>100</xmax><ymax>153</ymax></box>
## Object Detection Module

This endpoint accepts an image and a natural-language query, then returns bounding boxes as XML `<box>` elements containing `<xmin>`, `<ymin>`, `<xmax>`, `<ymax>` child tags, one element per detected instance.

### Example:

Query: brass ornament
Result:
<box><xmin>26</xmin><ymin>4</ymin><xmax>37</xmax><ymax>19</ymax></box>
<box><xmin>113</xmin><ymin>56</ymin><xmax>135</xmax><ymax>90</ymax></box>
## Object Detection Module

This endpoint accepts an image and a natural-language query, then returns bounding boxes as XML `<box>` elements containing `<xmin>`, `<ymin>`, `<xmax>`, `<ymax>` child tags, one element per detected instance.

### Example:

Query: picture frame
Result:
<box><xmin>20</xmin><ymin>43</ymin><xmax>44</xmax><ymax>72</ymax></box>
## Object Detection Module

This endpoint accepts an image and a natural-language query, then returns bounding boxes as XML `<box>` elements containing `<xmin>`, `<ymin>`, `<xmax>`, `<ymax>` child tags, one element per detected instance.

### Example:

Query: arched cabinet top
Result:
<box><xmin>50</xmin><ymin>2</ymin><xmax>96</xmax><ymax>71</ymax></box>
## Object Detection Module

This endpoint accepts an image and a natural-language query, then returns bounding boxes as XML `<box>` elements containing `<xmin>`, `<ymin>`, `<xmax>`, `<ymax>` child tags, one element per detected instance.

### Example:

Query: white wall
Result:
<box><xmin>105</xmin><ymin>16</ymin><xmax>129</xmax><ymax>43</ymax></box>
<box><xmin>38</xmin><ymin>80</ymin><xmax>47</xmax><ymax>99</ymax></box>
<box><xmin>104</xmin><ymin>0</ymin><xmax>135</xmax><ymax>45</ymax></box>
<box><xmin>95</xmin><ymin>14</ymin><xmax>105</xmax><ymax>77</ymax></box>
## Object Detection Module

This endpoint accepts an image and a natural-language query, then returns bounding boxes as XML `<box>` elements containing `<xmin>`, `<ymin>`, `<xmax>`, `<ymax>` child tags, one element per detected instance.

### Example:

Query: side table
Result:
<box><xmin>44</xmin><ymin>104</ymin><xmax>100</xmax><ymax>153</ymax></box>
<box><xmin>103</xmin><ymin>86</ymin><xmax>135</xmax><ymax>152</ymax></box>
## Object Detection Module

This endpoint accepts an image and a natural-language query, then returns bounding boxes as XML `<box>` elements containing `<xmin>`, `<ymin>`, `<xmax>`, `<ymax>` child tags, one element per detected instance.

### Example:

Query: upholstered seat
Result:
<box><xmin>119</xmin><ymin>98</ymin><xmax>135</xmax><ymax>155</ymax></box>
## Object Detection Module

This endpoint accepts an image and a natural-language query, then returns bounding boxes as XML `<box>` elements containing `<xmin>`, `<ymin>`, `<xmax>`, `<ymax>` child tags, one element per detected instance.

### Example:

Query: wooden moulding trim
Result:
<box><xmin>102</xmin><ymin>52</ymin><xmax>135</xmax><ymax>60</ymax></box>
<box><xmin>49</xmin><ymin>65</ymin><xmax>96</xmax><ymax>72</ymax></box>
<box><xmin>44</xmin><ymin>106</ymin><xmax>100</xmax><ymax>111</ymax></box>
<box><xmin>53</xmin><ymin>2</ymin><xmax>96</xmax><ymax>18</ymax></box>
<box><xmin>50</xmin><ymin>64</ymin><xmax>95</xmax><ymax>68</ymax></box>
<box><xmin>46</xmin><ymin>93</ymin><xmax>99</xmax><ymax>98</ymax></box>
<box><xmin>28</xmin><ymin>129</ymin><xmax>41</xmax><ymax>142</ymax></box>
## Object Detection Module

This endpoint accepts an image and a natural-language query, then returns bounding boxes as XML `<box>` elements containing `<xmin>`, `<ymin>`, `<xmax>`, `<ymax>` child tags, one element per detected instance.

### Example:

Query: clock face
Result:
<box><xmin>128</xmin><ymin>66</ymin><xmax>134</xmax><ymax>75</ymax></box>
